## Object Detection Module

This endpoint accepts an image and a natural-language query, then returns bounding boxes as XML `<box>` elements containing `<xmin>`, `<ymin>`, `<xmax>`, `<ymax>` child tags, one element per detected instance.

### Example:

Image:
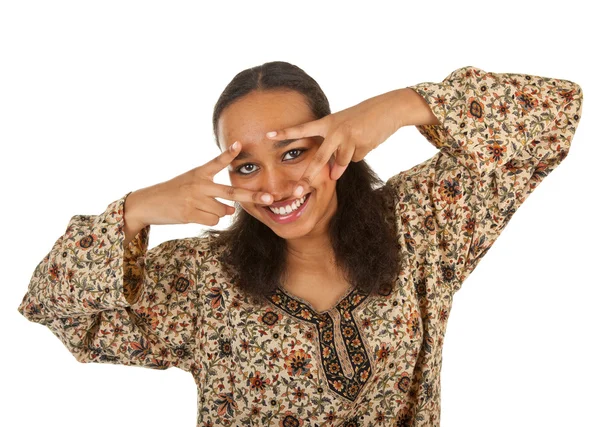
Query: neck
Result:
<box><xmin>282</xmin><ymin>186</ymin><xmax>341</xmax><ymax>281</ymax></box>
<box><xmin>285</xmin><ymin>234</ymin><xmax>336</xmax><ymax>275</ymax></box>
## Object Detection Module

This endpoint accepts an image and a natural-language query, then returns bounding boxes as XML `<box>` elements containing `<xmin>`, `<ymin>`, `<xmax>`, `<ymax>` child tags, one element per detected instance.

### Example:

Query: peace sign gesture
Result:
<box><xmin>264</xmin><ymin>88</ymin><xmax>412</xmax><ymax>199</ymax></box>
<box><xmin>123</xmin><ymin>140</ymin><xmax>275</xmax><ymax>231</ymax></box>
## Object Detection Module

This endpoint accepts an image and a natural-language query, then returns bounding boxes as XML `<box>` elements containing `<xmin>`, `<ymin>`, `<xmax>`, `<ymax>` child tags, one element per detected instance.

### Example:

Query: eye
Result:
<box><xmin>235</xmin><ymin>163</ymin><xmax>257</xmax><ymax>175</ymax></box>
<box><xmin>234</xmin><ymin>148</ymin><xmax>307</xmax><ymax>175</ymax></box>
<box><xmin>282</xmin><ymin>148</ymin><xmax>306</xmax><ymax>161</ymax></box>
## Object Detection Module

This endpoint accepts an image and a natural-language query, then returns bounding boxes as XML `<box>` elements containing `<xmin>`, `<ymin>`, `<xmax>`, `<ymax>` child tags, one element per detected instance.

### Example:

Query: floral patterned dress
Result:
<box><xmin>17</xmin><ymin>66</ymin><xmax>583</xmax><ymax>426</ymax></box>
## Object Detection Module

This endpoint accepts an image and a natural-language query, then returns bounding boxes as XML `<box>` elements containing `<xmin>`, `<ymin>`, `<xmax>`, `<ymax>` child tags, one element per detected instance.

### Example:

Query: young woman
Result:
<box><xmin>18</xmin><ymin>62</ymin><xmax>583</xmax><ymax>426</ymax></box>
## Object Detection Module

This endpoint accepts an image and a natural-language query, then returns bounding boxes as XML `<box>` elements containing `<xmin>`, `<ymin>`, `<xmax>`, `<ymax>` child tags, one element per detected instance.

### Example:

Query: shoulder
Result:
<box><xmin>148</xmin><ymin>232</ymin><xmax>225</xmax><ymax>258</ymax></box>
<box><xmin>192</xmin><ymin>233</ymin><xmax>238</xmax><ymax>292</ymax></box>
<box><xmin>194</xmin><ymin>233</ymin><xmax>229</xmax><ymax>272</ymax></box>
<box><xmin>144</xmin><ymin>233</ymin><xmax>230</xmax><ymax>285</ymax></box>
<box><xmin>383</xmin><ymin>154</ymin><xmax>441</xmax><ymax>198</ymax></box>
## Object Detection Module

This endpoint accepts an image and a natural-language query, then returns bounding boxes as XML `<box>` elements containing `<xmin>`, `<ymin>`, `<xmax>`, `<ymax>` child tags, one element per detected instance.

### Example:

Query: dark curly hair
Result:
<box><xmin>199</xmin><ymin>61</ymin><xmax>400</xmax><ymax>302</ymax></box>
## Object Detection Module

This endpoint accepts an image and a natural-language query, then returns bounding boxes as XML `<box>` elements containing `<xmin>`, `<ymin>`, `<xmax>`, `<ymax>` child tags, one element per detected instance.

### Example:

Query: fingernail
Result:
<box><xmin>266</xmin><ymin>131</ymin><xmax>277</xmax><ymax>138</ymax></box>
<box><xmin>293</xmin><ymin>185</ymin><xmax>303</xmax><ymax>198</ymax></box>
<box><xmin>261</xmin><ymin>194</ymin><xmax>272</xmax><ymax>203</ymax></box>
<box><xmin>230</xmin><ymin>141</ymin><xmax>239</xmax><ymax>151</ymax></box>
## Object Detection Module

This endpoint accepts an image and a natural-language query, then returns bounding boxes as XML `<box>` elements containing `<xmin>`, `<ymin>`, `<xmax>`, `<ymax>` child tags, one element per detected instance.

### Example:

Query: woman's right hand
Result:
<box><xmin>124</xmin><ymin>141</ymin><xmax>273</xmax><ymax>227</ymax></box>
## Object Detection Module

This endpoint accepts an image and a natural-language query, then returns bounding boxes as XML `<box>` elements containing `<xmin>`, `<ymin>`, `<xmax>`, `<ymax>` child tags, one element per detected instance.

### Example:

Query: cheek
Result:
<box><xmin>308</xmin><ymin>159</ymin><xmax>337</xmax><ymax>202</ymax></box>
<box><xmin>229</xmin><ymin>176</ymin><xmax>259</xmax><ymax>196</ymax></box>
<box><xmin>239</xmin><ymin>202</ymin><xmax>263</xmax><ymax>221</ymax></box>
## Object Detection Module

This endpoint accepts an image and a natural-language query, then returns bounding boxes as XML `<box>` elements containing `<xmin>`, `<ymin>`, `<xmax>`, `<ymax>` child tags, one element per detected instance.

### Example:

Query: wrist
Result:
<box><xmin>124</xmin><ymin>189</ymin><xmax>148</xmax><ymax>229</ymax></box>
<box><xmin>389</xmin><ymin>87</ymin><xmax>440</xmax><ymax>128</ymax></box>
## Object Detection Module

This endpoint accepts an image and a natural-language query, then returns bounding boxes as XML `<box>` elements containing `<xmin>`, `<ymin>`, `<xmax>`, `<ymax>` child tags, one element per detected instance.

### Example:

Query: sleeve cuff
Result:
<box><xmin>17</xmin><ymin>192</ymin><xmax>150</xmax><ymax>321</ymax></box>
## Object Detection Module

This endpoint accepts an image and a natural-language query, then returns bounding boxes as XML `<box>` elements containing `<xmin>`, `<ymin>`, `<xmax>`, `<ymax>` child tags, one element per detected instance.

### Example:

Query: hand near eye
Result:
<box><xmin>265</xmin><ymin>89</ymin><xmax>410</xmax><ymax>198</ymax></box>
<box><xmin>123</xmin><ymin>140</ymin><xmax>275</xmax><ymax>233</ymax></box>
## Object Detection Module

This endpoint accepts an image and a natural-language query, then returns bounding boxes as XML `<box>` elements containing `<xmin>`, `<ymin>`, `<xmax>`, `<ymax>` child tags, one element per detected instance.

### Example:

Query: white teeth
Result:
<box><xmin>268</xmin><ymin>195</ymin><xmax>307</xmax><ymax>215</ymax></box>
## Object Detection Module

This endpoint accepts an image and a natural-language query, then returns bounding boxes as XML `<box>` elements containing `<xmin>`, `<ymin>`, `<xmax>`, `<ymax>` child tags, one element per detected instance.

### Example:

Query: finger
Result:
<box><xmin>185</xmin><ymin>210</ymin><xmax>221</xmax><ymax>226</ymax></box>
<box><xmin>329</xmin><ymin>142</ymin><xmax>354</xmax><ymax>181</ymax></box>
<box><xmin>202</xmin><ymin>140</ymin><xmax>242</xmax><ymax>178</ymax></box>
<box><xmin>265</xmin><ymin>117</ymin><xmax>327</xmax><ymax>141</ymax></box>
<box><xmin>192</xmin><ymin>196</ymin><xmax>235</xmax><ymax>218</ymax></box>
<box><xmin>206</xmin><ymin>181</ymin><xmax>274</xmax><ymax>205</ymax></box>
<box><xmin>292</xmin><ymin>133</ymin><xmax>343</xmax><ymax>198</ymax></box>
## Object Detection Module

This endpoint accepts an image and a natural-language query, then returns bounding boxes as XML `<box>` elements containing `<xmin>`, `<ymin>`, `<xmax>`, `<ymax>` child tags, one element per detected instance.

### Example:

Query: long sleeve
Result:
<box><xmin>386</xmin><ymin>65</ymin><xmax>583</xmax><ymax>295</ymax></box>
<box><xmin>17</xmin><ymin>192</ymin><xmax>202</xmax><ymax>371</ymax></box>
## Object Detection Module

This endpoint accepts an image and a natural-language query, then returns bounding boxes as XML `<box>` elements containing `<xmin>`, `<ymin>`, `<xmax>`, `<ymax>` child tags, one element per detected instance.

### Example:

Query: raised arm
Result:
<box><xmin>17</xmin><ymin>192</ymin><xmax>203</xmax><ymax>371</ymax></box>
<box><xmin>386</xmin><ymin>65</ymin><xmax>583</xmax><ymax>294</ymax></box>
<box><xmin>409</xmin><ymin>65</ymin><xmax>582</xmax><ymax>171</ymax></box>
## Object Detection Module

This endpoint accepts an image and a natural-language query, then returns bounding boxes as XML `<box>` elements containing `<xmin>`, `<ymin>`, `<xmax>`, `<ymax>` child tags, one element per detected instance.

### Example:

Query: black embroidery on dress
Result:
<box><xmin>261</xmin><ymin>311</ymin><xmax>279</xmax><ymax>326</ymax></box>
<box><xmin>218</xmin><ymin>337</ymin><xmax>232</xmax><ymax>357</ymax></box>
<box><xmin>281</xmin><ymin>415</ymin><xmax>300</xmax><ymax>427</ymax></box>
<box><xmin>265</xmin><ymin>287</ymin><xmax>372</xmax><ymax>402</ymax></box>
<box><xmin>79</xmin><ymin>235</ymin><xmax>94</xmax><ymax>248</ymax></box>
<box><xmin>342</xmin><ymin>416</ymin><xmax>360</xmax><ymax>427</ymax></box>
<box><xmin>469</xmin><ymin>100</ymin><xmax>483</xmax><ymax>118</ymax></box>
<box><xmin>174</xmin><ymin>277</ymin><xmax>190</xmax><ymax>293</ymax></box>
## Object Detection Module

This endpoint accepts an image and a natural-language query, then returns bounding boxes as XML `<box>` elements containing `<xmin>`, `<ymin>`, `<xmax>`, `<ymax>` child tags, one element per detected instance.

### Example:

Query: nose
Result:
<box><xmin>259</xmin><ymin>167</ymin><xmax>296</xmax><ymax>202</ymax></box>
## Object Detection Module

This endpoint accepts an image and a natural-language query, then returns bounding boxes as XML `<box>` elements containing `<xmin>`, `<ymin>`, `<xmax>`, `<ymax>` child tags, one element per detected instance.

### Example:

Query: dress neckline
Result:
<box><xmin>276</xmin><ymin>284</ymin><xmax>358</xmax><ymax>315</ymax></box>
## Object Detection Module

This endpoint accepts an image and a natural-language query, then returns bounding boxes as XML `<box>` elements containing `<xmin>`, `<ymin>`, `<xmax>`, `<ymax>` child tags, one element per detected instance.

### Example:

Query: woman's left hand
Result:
<box><xmin>265</xmin><ymin>89</ymin><xmax>407</xmax><ymax>198</ymax></box>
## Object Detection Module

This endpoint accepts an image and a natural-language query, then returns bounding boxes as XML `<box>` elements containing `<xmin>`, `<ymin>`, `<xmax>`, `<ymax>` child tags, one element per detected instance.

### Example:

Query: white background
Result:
<box><xmin>2</xmin><ymin>1</ymin><xmax>597</xmax><ymax>426</ymax></box>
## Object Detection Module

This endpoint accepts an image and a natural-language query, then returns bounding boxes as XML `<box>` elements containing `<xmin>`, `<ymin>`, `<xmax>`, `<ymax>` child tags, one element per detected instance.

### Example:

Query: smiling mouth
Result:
<box><xmin>263</xmin><ymin>192</ymin><xmax>310</xmax><ymax>215</ymax></box>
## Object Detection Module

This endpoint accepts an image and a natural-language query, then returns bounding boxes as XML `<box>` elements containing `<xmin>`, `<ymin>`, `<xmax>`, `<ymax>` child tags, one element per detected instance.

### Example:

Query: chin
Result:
<box><xmin>269</xmin><ymin>224</ymin><xmax>314</xmax><ymax>240</ymax></box>
<box><xmin>252</xmin><ymin>210</ymin><xmax>315</xmax><ymax>239</ymax></box>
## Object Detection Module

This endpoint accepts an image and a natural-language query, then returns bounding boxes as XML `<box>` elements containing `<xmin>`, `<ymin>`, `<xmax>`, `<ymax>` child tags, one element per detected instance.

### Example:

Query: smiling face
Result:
<box><xmin>217</xmin><ymin>89</ymin><xmax>338</xmax><ymax>241</ymax></box>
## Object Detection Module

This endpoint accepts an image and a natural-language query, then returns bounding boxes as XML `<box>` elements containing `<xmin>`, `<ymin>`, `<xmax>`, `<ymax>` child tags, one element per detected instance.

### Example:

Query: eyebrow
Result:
<box><xmin>233</xmin><ymin>138</ymin><xmax>301</xmax><ymax>161</ymax></box>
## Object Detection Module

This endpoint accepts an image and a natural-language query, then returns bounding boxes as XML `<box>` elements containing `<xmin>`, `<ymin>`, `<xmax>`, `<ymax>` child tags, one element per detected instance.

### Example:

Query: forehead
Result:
<box><xmin>217</xmin><ymin>89</ymin><xmax>315</xmax><ymax>151</ymax></box>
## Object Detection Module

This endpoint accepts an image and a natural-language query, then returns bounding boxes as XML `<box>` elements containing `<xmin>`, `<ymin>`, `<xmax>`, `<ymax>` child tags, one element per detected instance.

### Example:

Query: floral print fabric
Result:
<box><xmin>17</xmin><ymin>66</ymin><xmax>583</xmax><ymax>426</ymax></box>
